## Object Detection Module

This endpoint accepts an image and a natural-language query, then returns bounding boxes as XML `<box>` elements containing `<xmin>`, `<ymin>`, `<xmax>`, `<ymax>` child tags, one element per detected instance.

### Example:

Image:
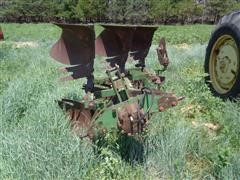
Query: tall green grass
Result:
<box><xmin>0</xmin><ymin>23</ymin><xmax>239</xmax><ymax>179</ymax></box>
<box><xmin>153</xmin><ymin>24</ymin><xmax>213</xmax><ymax>44</ymax></box>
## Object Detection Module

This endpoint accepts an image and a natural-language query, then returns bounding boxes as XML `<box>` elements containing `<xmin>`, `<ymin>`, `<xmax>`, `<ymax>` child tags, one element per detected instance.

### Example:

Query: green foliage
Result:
<box><xmin>84</xmin><ymin>0</ymin><xmax>149</xmax><ymax>23</ymax></box>
<box><xmin>75</xmin><ymin>0</ymin><xmax>108</xmax><ymax>21</ymax></box>
<box><xmin>55</xmin><ymin>0</ymin><xmax>78</xmax><ymax>19</ymax></box>
<box><xmin>205</xmin><ymin>0</ymin><xmax>240</xmax><ymax>22</ymax></box>
<box><xmin>149</xmin><ymin>0</ymin><xmax>173</xmax><ymax>23</ymax></box>
<box><xmin>1</xmin><ymin>0</ymin><xmax>56</xmax><ymax>19</ymax></box>
<box><xmin>0</xmin><ymin>23</ymin><xmax>240</xmax><ymax>179</ymax></box>
<box><xmin>153</xmin><ymin>24</ymin><xmax>213</xmax><ymax>44</ymax></box>
<box><xmin>1</xmin><ymin>0</ymin><xmax>240</xmax><ymax>23</ymax></box>
<box><xmin>175</xmin><ymin>0</ymin><xmax>203</xmax><ymax>23</ymax></box>
<box><xmin>107</xmin><ymin>0</ymin><xmax>131</xmax><ymax>22</ymax></box>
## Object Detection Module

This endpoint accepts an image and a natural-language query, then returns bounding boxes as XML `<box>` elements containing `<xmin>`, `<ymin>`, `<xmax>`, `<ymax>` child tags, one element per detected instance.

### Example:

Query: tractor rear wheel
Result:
<box><xmin>205</xmin><ymin>11</ymin><xmax>240</xmax><ymax>99</ymax></box>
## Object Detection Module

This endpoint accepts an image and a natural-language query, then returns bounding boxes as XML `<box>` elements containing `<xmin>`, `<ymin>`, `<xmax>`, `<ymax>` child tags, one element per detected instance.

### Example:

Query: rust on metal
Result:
<box><xmin>50</xmin><ymin>23</ymin><xmax>95</xmax><ymax>78</ymax></box>
<box><xmin>143</xmin><ymin>69</ymin><xmax>164</xmax><ymax>85</ymax></box>
<box><xmin>130</xmin><ymin>27</ymin><xmax>157</xmax><ymax>66</ymax></box>
<box><xmin>158</xmin><ymin>94</ymin><xmax>178</xmax><ymax>112</ymax></box>
<box><xmin>95</xmin><ymin>25</ymin><xmax>158</xmax><ymax>71</ymax></box>
<box><xmin>95</xmin><ymin>25</ymin><xmax>134</xmax><ymax>57</ymax></box>
<box><xmin>51</xmin><ymin>23</ymin><xmax>159</xmax><ymax>80</ymax></box>
<box><xmin>0</xmin><ymin>26</ymin><xmax>4</xmax><ymax>40</ymax></box>
<box><xmin>117</xmin><ymin>103</ymin><xmax>147</xmax><ymax>135</ymax></box>
<box><xmin>58</xmin><ymin>99</ymin><xmax>95</xmax><ymax>139</ymax></box>
<box><xmin>95</xmin><ymin>25</ymin><xmax>135</xmax><ymax>72</ymax></box>
<box><xmin>157</xmin><ymin>38</ymin><xmax>169</xmax><ymax>68</ymax></box>
<box><xmin>95</xmin><ymin>25</ymin><xmax>157</xmax><ymax>57</ymax></box>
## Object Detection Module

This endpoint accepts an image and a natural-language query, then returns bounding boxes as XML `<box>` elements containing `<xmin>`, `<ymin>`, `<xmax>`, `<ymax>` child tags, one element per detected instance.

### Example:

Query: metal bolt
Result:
<box><xmin>130</xmin><ymin>116</ymin><xmax>134</xmax><ymax>122</ymax></box>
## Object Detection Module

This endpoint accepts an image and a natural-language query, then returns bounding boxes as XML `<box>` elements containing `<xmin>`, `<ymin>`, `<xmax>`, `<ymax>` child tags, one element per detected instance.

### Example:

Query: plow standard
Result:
<box><xmin>50</xmin><ymin>23</ymin><xmax>183</xmax><ymax>139</ymax></box>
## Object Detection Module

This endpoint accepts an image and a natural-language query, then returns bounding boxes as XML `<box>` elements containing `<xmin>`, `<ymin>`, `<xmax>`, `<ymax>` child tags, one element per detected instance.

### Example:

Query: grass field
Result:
<box><xmin>0</xmin><ymin>23</ymin><xmax>240</xmax><ymax>179</ymax></box>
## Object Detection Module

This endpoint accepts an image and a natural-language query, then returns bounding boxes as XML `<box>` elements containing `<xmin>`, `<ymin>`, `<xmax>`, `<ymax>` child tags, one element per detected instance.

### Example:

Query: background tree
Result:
<box><xmin>175</xmin><ymin>0</ymin><xmax>203</xmax><ymax>24</ymax></box>
<box><xmin>1</xmin><ymin>0</ymin><xmax>58</xmax><ymax>22</ymax></box>
<box><xmin>204</xmin><ymin>0</ymin><xmax>239</xmax><ymax>23</ymax></box>
<box><xmin>124</xmin><ymin>0</ymin><xmax>150</xmax><ymax>23</ymax></box>
<box><xmin>149</xmin><ymin>0</ymin><xmax>173</xmax><ymax>24</ymax></box>
<box><xmin>1</xmin><ymin>0</ymin><xmax>240</xmax><ymax>23</ymax></box>
<box><xmin>107</xmin><ymin>0</ymin><xmax>128</xmax><ymax>23</ymax></box>
<box><xmin>75</xmin><ymin>0</ymin><xmax>108</xmax><ymax>22</ymax></box>
<box><xmin>55</xmin><ymin>0</ymin><xmax>78</xmax><ymax>21</ymax></box>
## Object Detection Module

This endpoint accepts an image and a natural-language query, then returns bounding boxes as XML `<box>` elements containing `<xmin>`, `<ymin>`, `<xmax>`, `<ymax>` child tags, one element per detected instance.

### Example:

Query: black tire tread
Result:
<box><xmin>205</xmin><ymin>11</ymin><xmax>240</xmax><ymax>99</ymax></box>
<box><xmin>218</xmin><ymin>10</ymin><xmax>240</xmax><ymax>29</ymax></box>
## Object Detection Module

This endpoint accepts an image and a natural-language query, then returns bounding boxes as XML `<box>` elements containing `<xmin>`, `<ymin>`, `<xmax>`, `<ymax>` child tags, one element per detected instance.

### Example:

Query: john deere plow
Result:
<box><xmin>50</xmin><ymin>23</ymin><xmax>183</xmax><ymax>139</ymax></box>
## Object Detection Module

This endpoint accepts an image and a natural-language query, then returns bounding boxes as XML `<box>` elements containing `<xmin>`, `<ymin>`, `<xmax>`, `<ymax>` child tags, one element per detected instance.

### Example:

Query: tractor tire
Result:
<box><xmin>205</xmin><ymin>11</ymin><xmax>240</xmax><ymax>99</ymax></box>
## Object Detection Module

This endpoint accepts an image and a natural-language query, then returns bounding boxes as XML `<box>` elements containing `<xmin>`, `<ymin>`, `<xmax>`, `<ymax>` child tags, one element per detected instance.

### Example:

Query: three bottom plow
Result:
<box><xmin>50</xmin><ymin>23</ymin><xmax>183</xmax><ymax>139</ymax></box>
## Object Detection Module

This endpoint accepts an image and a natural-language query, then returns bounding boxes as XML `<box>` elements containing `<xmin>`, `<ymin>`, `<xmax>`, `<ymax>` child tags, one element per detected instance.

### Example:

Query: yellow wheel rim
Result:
<box><xmin>209</xmin><ymin>35</ymin><xmax>239</xmax><ymax>94</ymax></box>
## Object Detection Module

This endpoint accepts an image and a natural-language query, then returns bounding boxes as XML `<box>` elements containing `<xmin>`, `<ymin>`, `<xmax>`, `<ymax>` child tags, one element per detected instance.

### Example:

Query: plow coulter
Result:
<box><xmin>50</xmin><ymin>23</ymin><xmax>182</xmax><ymax>139</ymax></box>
